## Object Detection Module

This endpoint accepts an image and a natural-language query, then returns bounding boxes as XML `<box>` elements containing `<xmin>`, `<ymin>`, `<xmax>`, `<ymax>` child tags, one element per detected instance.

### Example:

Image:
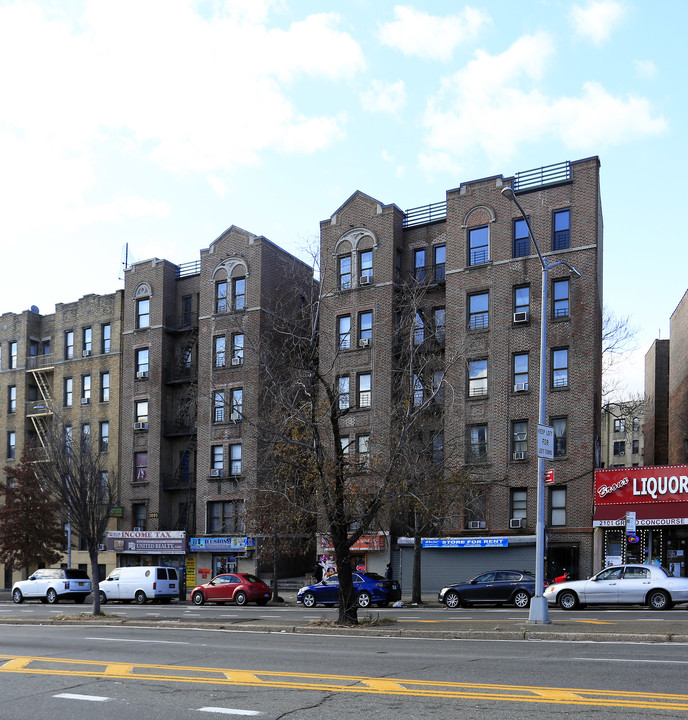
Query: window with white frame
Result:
<box><xmin>358</xmin><ymin>311</ymin><xmax>372</xmax><ymax>345</ymax></box>
<box><xmin>100</xmin><ymin>421</ymin><xmax>109</xmax><ymax>453</ymax></box>
<box><xmin>7</xmin><ymin>431</ymin><xmax>16</xmax><ymax>459</ymax></box>
<box><xmin>211</xmin><ymin>445</ymin><xmax>224</xmax><ymax>473</ymax></box>
<box><xmin>229</xmin><ymin>444</ymin><xmax>242</xmax><ymax>476</ymax></box>
<box><xmin>214</xmin><ymin>336</ymin><xmax>226</xmax><ymax>368</ymax></box>
<box><xmin>467</xmin><ymin>424</ymin><xmax>488</xmax><ymax>462</ymax></box>
<box><xmin>136</xmin><ymin>298</ymin><xmax>150</xmax><ymax>328</ymax></box>
<box><xmin>213</xmin><ymin>391</ymin><xmax>225</xmax><ymax>423</ymax></box>
<box><xmin>514</xmin><ymin>285</ymin><xmax>530</xmax><ymax>316</ymax></box>
<box><xmin>553</xmin><ymin>417</ymin><xmax>567</xmax><ymax>457</ymax></box>
<box><xmin>359</xmin><ymin>249</ymin><xmax>373</xmax><ymax>282</ymax></box>
<box><xmin>81</xmin><ymin>374</ymin><xmax>91</xmax><ymax>403</ymax></box>
<box><xmin>613</xmin><ymin>418</ymin><xmax>625</xmax><ymax>433</ymax></box>
<box><xmin>215</xmin><ymin>280</ymin><xmax>228</xmax><ymax>313</ymax></box>
<box><xmin>338</xmin><ymin>254</ymin><xmax>352</xmax><ymax>290</ymax></box>
<box><xmin>338</xmin><ymin>375</ymin><xmax>350</xmax><ymax>410</ymax></box>
<box><xmin>64</xmin><ymin>332</ymin><xmax>74</xmax><ymax>360</ymax></box>
<box><xmin>64</xmin><ymin>377</ymin><xmax>73</xmax><ymax>407</ymax></box>
<box><xmin>550</xmin><ymin>487</ymin><xmax>566</xmax><ymax>526</ymax></box>
<box><xmin>83</xmin><ymin>327</ymin><xmax>92</xmax><ymax>355</ymax></box>
<box><xmin>207</xmin><ymin>500</ymin><xmax>245</xmax><ymax>534</ymax></box>
<box><xmin>136</xmin><ymin>348</ymin><xmax>149</xmax><ymax>376</ymax></box>
<box><xmin>338</xmin><ymin>315</ymin><xmax>351</xmax><ymax>350</ymax></box>
<box><xmin>102</xmin><ymin>323</ymin><xmax>111</xmax><ymax>353</ymax></box>
<box><xmin>552</xmin><ymin>348</ymin><xmax>569</xmax><ymax>388</ymax></box>
<box><xmin>232</xmin><ymin>333</ymin><xmax>244</xmax><ymax>364</ymax></box>
<box><xmin>358</xmin><ymin>373</ymin><xmax>371</xmax><ymax>408</ymax></box>
<box><xmin>135</xmin><ymin>399</ymin><xmax>148</xmax><ymax>424</ymax></box>
<box><xmin>233</xmin><ymin>277</ymin><xmax>246</xmax><ymax>310</ymax></box>
<box><xmin>101</xmin><ymin>372</ymin><xmax>110</xmax><ymax>402</ymax></box>
<box><xmin>512</xmin><ymin>420</ymin><xmax>528</xmax><ymax>459</ymax></box>
<box><xmin>8</xmin><ymin>385</ymin><xmax>16</xmax><ymax>413</ymax></box>
<box><xmin>513</xmin><ymin>353</ymin><xmax>529</xmax><ymax>391</ymax></box>
<box><xmin>230</xmin><ymin>388</ymin><xmax>243</xmax><ymax>418</ymax></box>
<box><xmin>357</xmin><ymin>434</ymin><xmax>370</xmax><ymax>467</ymax></box>
<box><xmin>510</xmin><ymin>488</ymin><xmax>527</xmax><ymax>522</ymax></box>
<box><xmin>468</xmin><ymin>359</ymin><xmax>487</xmax><ymax>397</ymax></box>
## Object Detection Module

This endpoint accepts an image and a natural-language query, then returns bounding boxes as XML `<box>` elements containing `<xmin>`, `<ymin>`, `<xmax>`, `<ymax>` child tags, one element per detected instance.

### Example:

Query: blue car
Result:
<box><xmin>297</xmin><ymin>572</ymin><xmax>401</xmax><ymax>608</ymax></box>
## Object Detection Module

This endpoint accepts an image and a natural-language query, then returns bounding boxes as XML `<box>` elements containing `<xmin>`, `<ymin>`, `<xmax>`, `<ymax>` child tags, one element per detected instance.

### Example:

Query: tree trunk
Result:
<box><xmin>271</xmin><ymin>531</ymin><xmax>280</xmax><ymax>602</ymax></box>
<box><xmin>411</xmin><ymin>527</ymin><xmax>422</xmax><ymax>605</ymax></box>
<box><xmin>90</xmin><ymin>548</ymin><xmax>102</xmax><ymax>616</ymax></box>
<box><xmin>334</xmin><ymin>537</ymin><xmax>357</xmax><ymax>625</ymax></box>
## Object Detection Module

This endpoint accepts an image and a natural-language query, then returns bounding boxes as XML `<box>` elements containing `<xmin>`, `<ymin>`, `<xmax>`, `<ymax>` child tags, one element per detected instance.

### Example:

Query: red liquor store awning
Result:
<box><xmin>593</xmin><ymin>502</ymin><xmax>688</xmax><ymax>527</ymax></box>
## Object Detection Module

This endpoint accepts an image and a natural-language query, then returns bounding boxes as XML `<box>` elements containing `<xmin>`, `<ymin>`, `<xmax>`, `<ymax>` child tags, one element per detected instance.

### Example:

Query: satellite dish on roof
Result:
<box><xmin>30</xmin><ymin>305</ymin><xmax>40</xmax><ymax>314</ymax></box>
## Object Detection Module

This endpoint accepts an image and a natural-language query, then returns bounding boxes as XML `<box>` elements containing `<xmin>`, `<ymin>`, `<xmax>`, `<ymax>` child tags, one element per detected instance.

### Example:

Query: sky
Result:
<box><xmin>0</xmin><ymin>0</ymin><xmax>684</xmax><ymax>398</ymax></box>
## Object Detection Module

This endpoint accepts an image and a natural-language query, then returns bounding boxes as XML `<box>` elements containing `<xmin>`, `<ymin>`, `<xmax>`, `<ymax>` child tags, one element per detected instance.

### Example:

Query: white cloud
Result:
<box><xmin>419</xmin><ymin>33</ymin><xmax>666</xmax><ymax>176</ymax></box>
<box><xmin>378</xmin><ymin>5</ymin><xmax>490</xmax><ymax>61</ymax></box>
<box><xmin>634</xmin><ymin>59</ymin><xmax>657</xmax><ymax>79</ymax></box>
<box><xmin>569</xmin><ymin>1</ymin><xmax>626</xmax><ymax>45</ymax></box>
<box><xmin>360</xmin><ymin>80</ymin><xmax>407</xmax><ymax>114</ymax></box>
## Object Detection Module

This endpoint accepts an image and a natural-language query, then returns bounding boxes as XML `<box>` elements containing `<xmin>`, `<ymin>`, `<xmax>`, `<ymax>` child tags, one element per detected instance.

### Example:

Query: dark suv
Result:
<box><xmin>12</xmin><ymin>568</ymin><xmax>92</xmax><ymax>604</ymax></box>
<box><xmin>438</xmin><ymin>570</ymin><xmax>536</xmax><ymax>608</ymax></box>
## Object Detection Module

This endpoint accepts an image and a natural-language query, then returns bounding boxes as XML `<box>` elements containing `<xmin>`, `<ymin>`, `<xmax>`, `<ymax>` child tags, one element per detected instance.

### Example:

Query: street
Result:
<box><xmin>2</xmin><ymin>611</ymin><xmax>688</xmax><ymax>719</ymax></box>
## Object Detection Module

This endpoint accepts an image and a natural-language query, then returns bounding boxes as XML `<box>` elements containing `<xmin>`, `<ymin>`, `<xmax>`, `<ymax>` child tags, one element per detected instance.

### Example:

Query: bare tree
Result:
<box><xmin>32</xmin><ymin>415</ymin><xmax>117</xmax><ymax>615</ymax></box>
<box><xmin>602</xmin><ymin>306</ymin><xmax>640</xmax><ymax>402</ymax></box>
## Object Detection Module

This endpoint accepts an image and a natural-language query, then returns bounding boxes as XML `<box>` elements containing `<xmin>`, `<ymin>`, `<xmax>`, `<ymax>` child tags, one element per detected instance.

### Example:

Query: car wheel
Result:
<box><xmin>513</xmin><ymin>590</ymin><xmax>531</xmax><ymax>608</ymax></box>
<box><xmin>444</xmin><ymin>590</ymin><xmax>462</xmax><ymax>609</ymax></box>
<box><xmin>558</xmin><ymin>590</ymin><xmax>579</xmax><ymax>611</ymax></box>
<box><xmin>135</xmin><ymin>590</ymin><xmax>147</xmax><ymax>605</ymax></box>
<box><xmin>302</xmin><ymin>591</ymin><xmax>316</xmax><ymax>608</ymax></box>
<box><xmin>234</xmin><ymin>591</ymin><xmax>248</xmax><ymax>606</ymax></box>
<box><xmin>357</xmin><ymin>591</ymin><xmax>372</xmax><ymax>608</ymax></box>
<box><xmin>99</xmin><ymin>591</ymin><xmax>107</xmax><ymax>605</ymax></box>
<box><xmin>12</xmin><ymin>589</ymin><xmax>23</xmax><ymax>604</ymax></box>
<box><xmin>46</xmin><ymin>588</ymin><xmax>59</xmax><ymax>604</ymax></box>
<box><xmin>648</xmin><ymin>589</ymin><xmax>670</xmax><ymax>611</ymax></box>
<box><xmin>192</xmin><ymin>592</ymin><xmax>204</xmax><ymax>606</ymax></box>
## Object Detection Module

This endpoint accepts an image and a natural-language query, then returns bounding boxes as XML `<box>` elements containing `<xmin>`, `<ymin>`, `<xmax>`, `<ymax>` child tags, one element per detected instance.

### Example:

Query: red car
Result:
<box><xmin>190</xmin><ymin>573</ymin><xmax>271</xmax><ymax>606</ymax></box>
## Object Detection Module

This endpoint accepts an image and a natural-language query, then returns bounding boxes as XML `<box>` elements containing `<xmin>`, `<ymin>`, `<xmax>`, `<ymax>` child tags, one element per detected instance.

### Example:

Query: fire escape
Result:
<box><xmin>26</xmin><ymin>354</ymin><xmax>55</xmax><ymax>459</ymax></box>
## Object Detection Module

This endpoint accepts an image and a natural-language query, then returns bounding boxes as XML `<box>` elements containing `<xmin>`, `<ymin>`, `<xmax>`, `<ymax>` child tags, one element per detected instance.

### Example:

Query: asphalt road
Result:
<box><xmin>2</xmin><ymin>621</ymin><xmax>688</xmax><ymax>719</ymax></box>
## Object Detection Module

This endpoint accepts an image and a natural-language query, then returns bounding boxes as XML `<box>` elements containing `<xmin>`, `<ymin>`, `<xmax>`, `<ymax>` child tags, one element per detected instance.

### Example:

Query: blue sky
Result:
<box><xmin>0</xmin><ymin>0</ymin><xmax>683</xmax><ymax>396</ymax></box>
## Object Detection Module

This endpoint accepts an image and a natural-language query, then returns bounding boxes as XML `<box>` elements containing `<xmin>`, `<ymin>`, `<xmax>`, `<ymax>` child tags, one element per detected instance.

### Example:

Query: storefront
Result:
<box><xmin>593</xmin><ymin>465</ymin><xmax>688</xmax><ymax>576</ymax></box>
<box><xmin>317</xmin><ymin>533</ymin><xmax>388</xmax><ymax>577</ymax></box>
<box><xmin>187</xmin><ymin>536</ymin><xmax>257</xmax><ymax>588</ymax></box>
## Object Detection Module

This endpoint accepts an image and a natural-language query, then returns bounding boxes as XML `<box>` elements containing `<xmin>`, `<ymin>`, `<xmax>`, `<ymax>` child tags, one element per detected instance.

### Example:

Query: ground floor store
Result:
<box><xmin>593</xmin><ymin>465</ymin><xmax>688</xmax><ymax>576</ymax></box>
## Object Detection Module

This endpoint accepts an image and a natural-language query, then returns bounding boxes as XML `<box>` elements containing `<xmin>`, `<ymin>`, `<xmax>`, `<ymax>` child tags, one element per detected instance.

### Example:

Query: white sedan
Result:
<box><xmin>544</xmin><ymin>564</ymin><xmax>688</xmax><ymax>611</ymax></box>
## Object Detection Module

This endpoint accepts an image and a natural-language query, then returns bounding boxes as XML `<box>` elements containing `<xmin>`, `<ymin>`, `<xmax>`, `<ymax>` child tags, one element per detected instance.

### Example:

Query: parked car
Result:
<box><xmin>190</xmin><ymin>573</ymin><xmax>271</xmax><ymax>606</ymax></box>
<box><xmin>99</xmin><ymin>566</ymin><xmax>180</xmax><ymax>604</ymax></box>
<box><xmin>544</xmin><ymin>563</ymin><xmax>688</xmax><ymax>610</ymax></box>
<box><xmin>438</xmin><ymin>570</ymin><xmax>536</xmax><ymax>608</ymax></box>
<box><xmin>12</xmin><ymin>568</ymin><xmax>92</xmax><ymax>604</ymax></box>
<box><xmin>297</xmin><ymin>572</ymin><xmax>401</xmax><ymax>608</ymax></box>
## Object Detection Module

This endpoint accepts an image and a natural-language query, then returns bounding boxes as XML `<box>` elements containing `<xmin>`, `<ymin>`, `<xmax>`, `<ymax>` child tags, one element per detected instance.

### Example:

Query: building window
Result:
<box><xmin>514</xmin><ymin>285</ymin><xmax>530</xmax><ymax>317</ymax></box>
<box><xmin>512</xmin><ymin>420</ymin><xmax>528</xmax><ymax>459</ymax></box>
<box><xmin>358</xmin><ymin>372</ymin><xmax>372</xmax><ymax>408</ymax></box>
<box><xmin>357</xmin><ymin>434</ymin><xmax>370</xmax><ymax>467</ymax></box>
<box><xmin>82</xmin><ymin>327</ymin><xmax>92</xmax><ymax>356</ymax></box>
<box><xmin>229</xmin><ymin>444</ymin><xmax>242</xmax><ymax>476</ymax></box>
<box><xmin>413</xmin><ymin>248</ymin><xmax>426</xmax><ymax>282</ymax></box>
<box><xmin>338</xmin><ymin>254</ymin><xmax>352</xmax><ymax>290</ymax></box>
<box><xmin>207</xmin><ymin>500</ymin><xmax>245</xmax><ymax>534</ymax></box>
<box><xmin>135</xmin><ymin>452</ymin><xmax>148</xmax><ymax>482</ymax></box>
<box><xmin>214</xmin><ymin>336</ymin><xmax>226</xmax><ymax>368</ymax></box>
<box><xmin>135</xmin><ymin>400</ymin><xmax>148</xmax><ymax>424</ymax></box>
<box><xmin>413</xmin><ymin>373</ymin><xmax>424</xmax><ymax>407</ymax></box>
<box><xmin>553</xmin><ymin>417</ymin><xmax>567</xmax><ymax>457</ymax></box>
<box><xmin>432</xmin><ymin>370</ymin><xmax>444</xmax><ymax>405</ymax></box>
<box><xmin>468</xmin><ymin>292</ymin><xmax>489</xmax><ymax>329</ymax></box>
<box><xmin>182</xmin><ymin>295</ymin><xmax>193</xmax><ymax>326</ymax></box>
<box><xmin>99</xmin><ymin>421</ymin><xmax>109</xmax><ymax>453</ymax></box>
<box><xmin>360</xmin><ymin>250</ymin><xmax>373</xmax><ymax>283</ymax></box>
<box><xmin>632</xmin><ymin>439</ymin><xmax>640</xmax><ymax>454</ymax></box>
<box><xmin>613</xmin><ymin>440</ymin><xmax>626</xmax><ymax>456</ymax></box>
<box><xmin>211</xmin><ymin>445</ymin><xmax>224</xmax><ymax>473</ymax></box>
<box><xmin>233</xmin><ymin>277</ymin><xmax>246</xmax><ymax>310</ymax></box>
<box><xmin>433</xmin><ymin>307</ymin><xmax>446</xmax><ymax>344</ymax></box>
<box><xmin>550</xmin><ymin>487</ymin><xmax>566</xmax><ymax>526</ymax></box>
<box><xmin>213</xmin><ymin>391</ymin><xmax>225</xmax><ymax>423</ymax></box>
<box><xmin>395</xmin><ymin>249</ymin><xmax>403</xmax><ymax>281</ymax></box>
<box><xmin>414</xmin><ymin>311</ymin><xmax>425</xmax><ymax>345</ymax></box>
<box><xmin>433</xmin><ymin>432</ymin><xmax>444</xmax><ymax>464</ymax></box>
<box><xmin>215</xmin><ymin>281</ymin><xmax>228</xmax><ymax>313</ymax></box>
<box><xmin>64</xmin><ymin>377</ymin><xmax>73</xmax><ymax>407</ymax></box>
<box><xmin>136</xmin><ymin>298</ymin><xmax>150</xmax><ymax>328</ymax></box>
<box><xmin>468</xmin><ymin>359</ymin><xmax>488</xmax><ymax>397</ymax></box>
<box><xmin>338</xmin><ymin>315</ymin><xmax>351</xmax><ymax>350</ymax></box>
<box><xmin>340</xmin><ymin>435</ymin><xmax>352</xmax><ymax>457</ymax></box>
<box><xmin>467</xmin><ymin>424</ymin><xmax>488</xmax><ymax>463</ymax></box>
<box><xmin>552</xmin><ymin>348</ymin><xmax>569</xmax><ymax>388</ymax></box>
<box><xmin>513</xmin><ymin>353</ymin><xmax>529</xmax><ymax>391</ymax></box>
<box><xmin>338</xmin><ymin>376</ymin><xmax>350</xmax><ymax>410</ymax></box>
<box><xmin>102</xmin><ymin>323</ymin><xmax>111</xmax><ymax>354</ymax></box>
<box><xmin>552</xmin><ymin>209</ymin><xmax>570</xmax><ymax>250</ymax></box>
<box><xmin>510</xmin><ymin>489</ymin><xmax>527</xmax><ymax>522</ymax></box>
<box><xmin>81</xmin><ymin>375</ymin><xmax>91</xmax><ymax>403</ymax></box>
<box><xmin>613</xmin><ymin>418</ymin><xmax>625</xmax><ymax>433</ymax></box>
<box><xmin>132</xmin><ymin>503</ymin><xmax>147</xmax><ymax>530</ymax></box>
<box><xmin>7</xmin><ymin>431</ymin><xmax>16</xmax><ymax>459</ymax></box>
<box><xmin>358</xmin><ymin>311</ymin><xmax>373</xmax><ymax>345</ymax></box>
<box><xmin>464</xmin><ymin>490</ymin><xmax>487</xmax><ymax>528</ymax></box>
<box><xmin>552</xmin><ymin>278</ymin><xmax>570</xmax><ymax>318</ymax></box>
<box><xmin>81</xmin><ymin>423</ymin><xmax>91</xmax><ymax>449</ymax></box>
<box><xmin>101</xmin><ymin>372</ymin><xmax>110</xmax><ymax>402</ymax></box>
<box><xmin>231</xmin><ymin>388</ymin><xmax>243</xmax><ymax>419</ymax></box>
<box><xmin>9</xmin><ymin>341</ymin><xmax>18</xmax><ymax>369</ymax></box>
<box><xmin>433</xmin><ymin>244</ymin><xmax>446</xmax><ymax>282</ymax></box>
<box><xmin>468</xmin><ymin>225</ymin><xmax>489</xmax><ymax>265</ymax></box>
<box><xmin>513</xmin><ymin>218</ymin><xmax>529</xmax><ymax>258</ymax></box>
<box><xmin>136</xmin><ymin>348</ymin><xmax>149</xmax><ymax>377</ymax></box>
<box><xmin>64</xmin><ymin>332</ymin><xmax>74</xmax><ymax>360</ymax></box>
<box><xmin>8</xmin><ymin>386</ymin><xmax>16</xmax><ymax>413</ymax></box>
<box><xmin>232</xmin><ymin>333</ymin><xmax>244</xmax><ymax>364</ymax></box>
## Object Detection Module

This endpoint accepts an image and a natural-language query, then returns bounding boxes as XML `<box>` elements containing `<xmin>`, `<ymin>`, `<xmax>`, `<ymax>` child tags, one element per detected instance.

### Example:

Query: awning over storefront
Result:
<box><xmin>593</xmin><ymin>503</ymin><xmax>688</xmax><ymax>527</ymax></box>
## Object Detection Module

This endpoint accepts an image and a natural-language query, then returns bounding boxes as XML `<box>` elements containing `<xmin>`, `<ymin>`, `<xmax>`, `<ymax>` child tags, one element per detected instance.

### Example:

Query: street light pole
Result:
<box><xmin>502</xmin><ymin>185</ymin><xmax>581</xmax><ymax>624</ymax></box>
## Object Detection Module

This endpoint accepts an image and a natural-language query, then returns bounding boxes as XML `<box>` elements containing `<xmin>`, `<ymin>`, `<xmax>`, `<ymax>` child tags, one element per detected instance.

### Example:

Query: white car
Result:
<box><xmin>12</xmin><ymin>568</ymin><xmax>92</xmax><ymax>604</ymax></box>
<box><xmin>544</xmin><ymin>564</ymin><xmax>688</xmax><ymax>611</ymax></box>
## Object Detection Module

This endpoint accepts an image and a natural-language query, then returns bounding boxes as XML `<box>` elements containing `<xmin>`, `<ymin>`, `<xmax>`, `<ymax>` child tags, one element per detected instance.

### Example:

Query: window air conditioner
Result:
<box><xmin>80</xmin><ymin>398</ymin><xmax>90</xmax><ymax>405</ymax></box>
<box><xmin>210</xmin><ymin>468</ymin><xmax>222</xmax><ymax>477</ymax></box>
<box><xmin>82</xmin><ymin>350</ymin><xmax>92</xmax><ymax>357</ymax></box>
<box><xmin>136</xmin><ymin>371</ymin><xmax>148</xmax><ymax>379</ymax></box>
<box><xmin>231</xmin><ymin>357</ymin><xmax>243</xmax><ymax>366</ymax></box>
<box><xmin>98</xmin><ymin>543</ymin><xmax>106</xmax><ymax>551</ymax></box>
<box><xmin>467</xmin><ymin>521</ymin><xmax>485</xmax><ymax>530</ymax></box>
<box><xmin>509</xmin><ymin>518</ymin><xmax>524</xmax><ymax>529</ymax></box>
<box><xmin>230</xmin><ymin>412</ymin><xmax>241</xmax><ymax>421</ymax></box>
<box><xmin>360</xmin><ymin>275</ymin><xmax>373</xmax><ymax>285</ymax></box>
<box><xmin>359</xmin><ymin>338</ymin><xmax>371</xmax><ymax>347</ymax></box>
<box><xmin>133</xmin><ymin>422</ymin><xmax>148</xmax><ymax>430</ymax></box>
<box><xmin>513</xmin><ymin>311</ymin><xmax>529</xmax><ymax>323</ymax></box>
<box><xmin>513</xmin><ymin>451</ymin><xmax>527</xmax><ymax>461</ymax></box>
<box><xmin>514</xmin><ymin>382</ymin><xmax>529</xmax><ymax>392</ymax></box>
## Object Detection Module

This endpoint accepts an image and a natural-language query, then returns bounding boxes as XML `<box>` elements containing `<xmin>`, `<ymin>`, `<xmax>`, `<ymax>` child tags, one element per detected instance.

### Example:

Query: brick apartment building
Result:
<box><xmin>600</xmin><ymin>402</ymin><xmax>644</xmax><ymax>469</ymax></box>
<box><xmin>0</xmin><ymin>293</ymin><xmax>123</xmax><ymax>588</ymax></box>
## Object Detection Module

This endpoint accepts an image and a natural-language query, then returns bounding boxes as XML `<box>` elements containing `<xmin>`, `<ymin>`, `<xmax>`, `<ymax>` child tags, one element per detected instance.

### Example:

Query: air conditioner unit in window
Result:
<box><xmin>82</xmin><ymin>350</ymin><xmax>92</xmax><ymax>357</ymax></box>
<box><xmin>80</xmin><ymin>398</ymin><xmax>90</xmax><ymax>405</ymax></box>
<box><xmin>513</xmin><ymin>451</ymin><xmax>527</xmax><ymax>461</ymax></box>
<box><xmin>467</xmin><ymin>521</ymin><xmax>486</xmax><ymax>530</ymax></box>
<box><xmin>98</xmin><ymin>543</ymin><xmax>106</xmax><ymax>551</ymax></box>
<box><xmin>210</xmin><ymin>468</ymin><xmax>223</xmax><ymax>477</ymax></box>
<box><xmin>359</xmin><ymin>338</ymin><xmax>371</xmax><ymax>347</ymax></box>
<box><xmin>136</xmin><ymin>371</ymin><xmax>148</xmax><ymax>379</ymax></box>
<box><xmin>514</xmin><ymin>382</ymin><xmax>529</xmax><ymax>392</ymax></box>
<box><xmin>513</xmin><ymin>311</ymin><xmax>530</xmax><ymax>323</ymax></box>
<box><xmin>231</xmin><ymin>357</ymin><xmax>243</xmax><ymax>366</ymax></box>
<box><xmin>509</xmin><ymin>518</ymin><xmax>524</xmax><ymax>529</ymax></box>
<box><xmin>133</xmin><ymin>421</ymin><xmax>148</xmax><ymax>431</ymax></box>
<box><xmin>360</xmin><ymin>275</ymin><xmax>373</xmax><ymax>285</ymax></box>
<box><xmin>230</xmin><ymin>412</ymin><xmax>241</xmax><ymax>422</ymax></box>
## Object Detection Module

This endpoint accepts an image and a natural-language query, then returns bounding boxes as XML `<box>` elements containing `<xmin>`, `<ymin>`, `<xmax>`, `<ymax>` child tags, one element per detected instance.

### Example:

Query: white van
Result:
<box><xmin>99</xmin><ymin>566</ymin><xmax>180</xmax><ymax>604</ymax></box>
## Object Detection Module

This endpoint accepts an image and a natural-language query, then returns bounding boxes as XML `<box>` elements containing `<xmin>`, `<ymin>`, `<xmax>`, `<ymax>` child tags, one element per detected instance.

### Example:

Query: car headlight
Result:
<box><xmin>297</xmin><ymin>587</ymin><xmax>309</xmax><ymax>594</ymax></box>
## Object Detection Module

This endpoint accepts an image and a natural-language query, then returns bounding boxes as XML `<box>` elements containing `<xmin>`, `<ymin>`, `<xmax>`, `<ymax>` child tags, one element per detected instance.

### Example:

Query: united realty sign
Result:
<box><xmin>594</xmin><ymin>465</ymin><xmax>688</xmax><ymax>505</ymax></box>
